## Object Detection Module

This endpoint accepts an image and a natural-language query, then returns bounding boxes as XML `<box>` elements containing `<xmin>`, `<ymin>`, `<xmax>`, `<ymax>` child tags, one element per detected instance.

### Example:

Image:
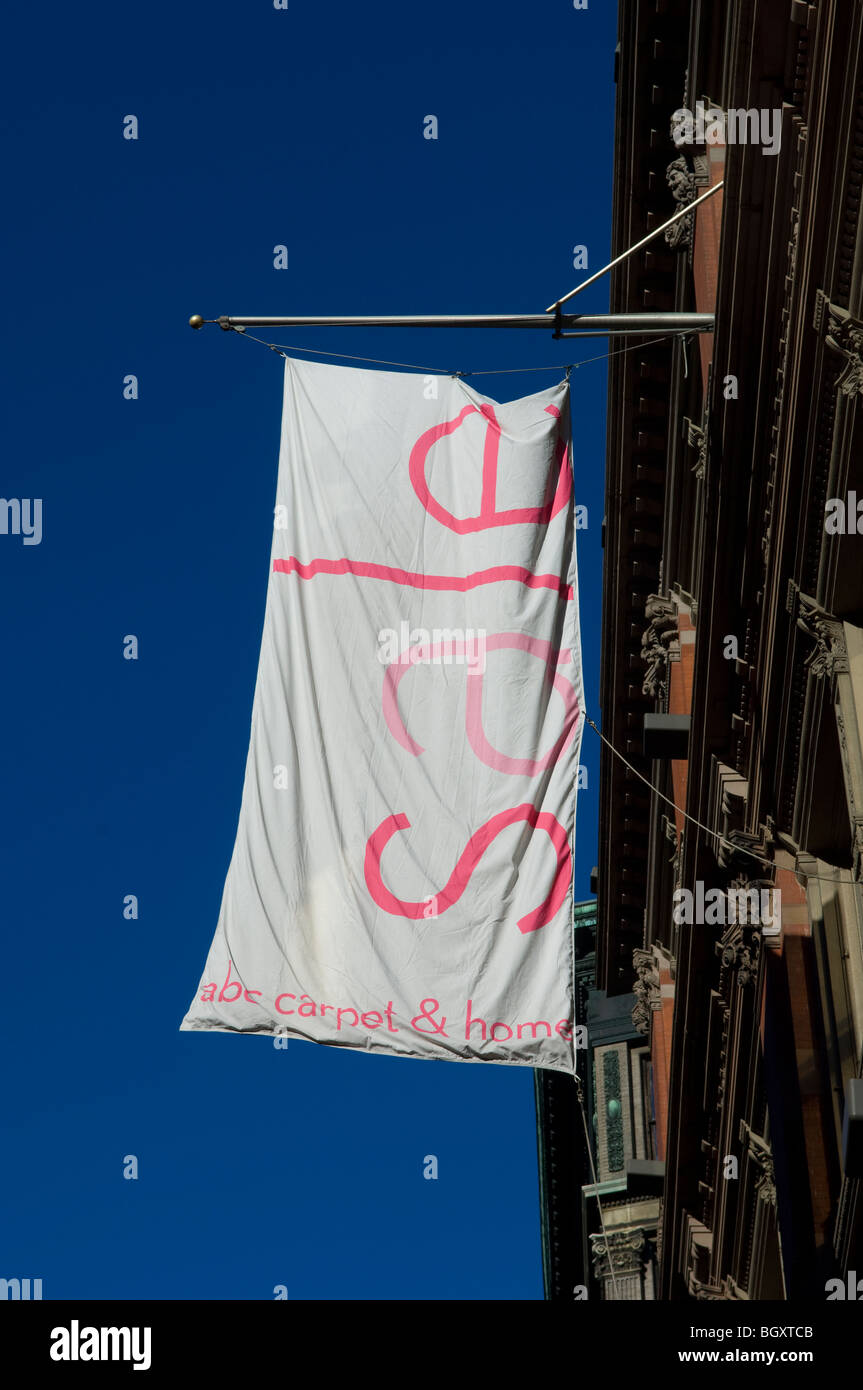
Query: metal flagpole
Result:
<box><xmin>189</xmin><ymin>311</ymin><xmax>714</xmax><ymax>336</ymax></box>
<box><xmin>190</xmin><ymin>183</ymin><xmax>723</xmax><ymax>340</ymax></box>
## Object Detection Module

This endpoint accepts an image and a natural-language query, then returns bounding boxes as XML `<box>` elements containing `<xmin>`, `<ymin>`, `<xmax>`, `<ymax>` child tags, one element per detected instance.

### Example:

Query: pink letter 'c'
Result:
<box><xmin>382</xmin><ymin>632</ymin><xmax>580</xmax><ymax>774</ymax></box>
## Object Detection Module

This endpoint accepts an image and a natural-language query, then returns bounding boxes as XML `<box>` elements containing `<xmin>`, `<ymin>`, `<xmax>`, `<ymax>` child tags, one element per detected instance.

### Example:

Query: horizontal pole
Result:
<box><xmin>190</xmin><ymin>312</ymin><xmax>714</xmax><ymax>336</ymax></box>
<box><xmin>545</xmin><ymin>312</ymin><xmax>714</xmax><ymax>337</ymax></box>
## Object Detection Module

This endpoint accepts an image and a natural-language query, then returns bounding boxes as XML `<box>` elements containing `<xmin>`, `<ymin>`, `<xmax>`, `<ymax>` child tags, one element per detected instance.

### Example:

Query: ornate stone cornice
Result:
<box><xmin>813</xmin><ymin>291</ymin><xmax>863</xmax><ymax>400</ymax></box>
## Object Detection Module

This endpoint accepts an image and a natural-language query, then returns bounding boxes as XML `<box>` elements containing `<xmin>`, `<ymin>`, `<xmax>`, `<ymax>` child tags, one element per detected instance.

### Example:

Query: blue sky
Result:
<box><xmin>2</xmin><ymin>0</ymin><xmax>615</xmax><ymax>1299</ymax></box>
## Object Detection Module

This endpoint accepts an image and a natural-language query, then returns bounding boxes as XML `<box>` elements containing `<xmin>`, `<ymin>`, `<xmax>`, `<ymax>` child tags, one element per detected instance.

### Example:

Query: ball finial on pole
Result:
<box><xmin>189</xmin><ymin>315</ymin><xmax>205</xmax><ymax>330</ymax></box>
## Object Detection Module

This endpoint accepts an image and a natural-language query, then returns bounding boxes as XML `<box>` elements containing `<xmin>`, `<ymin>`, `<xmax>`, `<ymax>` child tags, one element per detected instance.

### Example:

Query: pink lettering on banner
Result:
<box><xmin>464</xmin><ymin>1001</ymin><xmax>572</xmax><ymax>1042</ymax></box>
<box><xmin>272</xmin><ymin>556</ymin><xmax>573</xmax><ymax>601</ymax></box>
<box><xmin>265</xmin><ymin>390</ymin><xmax>577</xmax><ymax>1054</ymax></box>
<box><xmin>408</xmin><ymin>402</ymin><xmax>571</xmax><ymax>533</ymax></box>
<box><xmin>410</xmin><ymin>998</ymin><xmax>449</xmax><ymax>1036</ymax></box>
<box><xmin>364</xmin><ymin>803</ymin><xmax>571</xmax><ymax>935</ymax></box>
<box><xmin>218</xmin><ymin>959</ymin><xmax>262</xmax><ymax>1005</ymax></box>
<box><xmin>219</xmin><ymin>959</ymin><xmax>243</xmax><ymax>1003</ymax></box>
<box><xmin>382</xmin><ymin>632</ymin><xmax>580</xmax><ymax>773</ymax></box>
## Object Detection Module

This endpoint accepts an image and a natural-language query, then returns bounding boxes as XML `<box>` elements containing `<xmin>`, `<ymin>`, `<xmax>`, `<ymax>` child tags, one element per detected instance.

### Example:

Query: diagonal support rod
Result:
<box><xmin>546</xmin><ymin>180</ymin><xmax>724</xmax><ymax>312</ymax></box>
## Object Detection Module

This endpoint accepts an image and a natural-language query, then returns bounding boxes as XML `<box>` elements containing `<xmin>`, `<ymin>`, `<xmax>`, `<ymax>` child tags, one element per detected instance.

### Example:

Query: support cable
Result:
<box><xmin>584</xmin><ymin>715</ymin><xmax>849</xmax><ymax>888</ymax></box>
<box><xmin>224</xmin><ymin>324</ymin><xmax>684</xmax><ymax>378</ymax></box>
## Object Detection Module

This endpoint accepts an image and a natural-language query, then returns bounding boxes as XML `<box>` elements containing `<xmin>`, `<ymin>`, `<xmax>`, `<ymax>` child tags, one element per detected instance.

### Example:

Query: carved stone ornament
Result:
<box><xmin>795</xmin><ymin>591</ymin><xmax>849</xmax><ymax>678</ymax></box>
<box><xmin>664</xmin><ymin>156</ymin><xmax>697</xmax><ymax>250</ymax></box>
<box><xmin>631</xmin><ymin>947</ymin><xmax>662</xmax><ymax>1035</ymax></box>
<box><xmin>641</xmin><ymin>594</ymin><xmax>678</xmax><ymax>700</ymax></box>
<box><xmin>662</xmin><ymin>815</ymin><xmax>680</xmax><ymax>874</ymax></box>
<box><xmin>813</xmin><ymin>291</ymin><xmax>863</xmax><ymax>400</ymax></box>
<box><xmin>632</xmin><ymin>949</ymin><xmax>661</xmax><ymax>987</ymax></box>
<box><xmin>590</xmin><ymin>1227</ymin><xmax>648</xmax><ymax>1277</ymax></box>
<box><xmin>631</xmin><ymin>996</ymin><xmax>651</xmax><ymax>1037</ymax></box>
<box><xmin>716</xmin><ymin>922</ymin><xmax>761</xmax><ymax>988</ymax></box>
<box><xmin>739</xmin><ymin>1120</ymin><xmax>777</xmax><ymax>1206</ymax></box>
<box><xmin>718</xmin><ymin>828</ymin><xmax>766</xmax><ymax>874</ymax></box>
<box><xmin>683</xmin><ymin>416</ymin><xmax>708</xmax><ymax>479</ymax></box>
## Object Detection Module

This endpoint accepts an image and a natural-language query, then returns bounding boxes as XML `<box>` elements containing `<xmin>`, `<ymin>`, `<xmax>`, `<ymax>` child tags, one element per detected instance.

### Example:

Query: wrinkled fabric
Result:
<box><xmin>181</xmin><ymin>357</ymin><xmax>584</xmax><ymax>1071</ymax></box>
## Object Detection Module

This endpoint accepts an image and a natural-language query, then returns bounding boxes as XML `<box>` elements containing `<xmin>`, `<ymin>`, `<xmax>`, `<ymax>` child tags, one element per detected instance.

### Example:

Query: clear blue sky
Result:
<box><xmin>2</xmin><ymin>0</ymin><xmax>615</xmax><ymax>1299</ymax></box>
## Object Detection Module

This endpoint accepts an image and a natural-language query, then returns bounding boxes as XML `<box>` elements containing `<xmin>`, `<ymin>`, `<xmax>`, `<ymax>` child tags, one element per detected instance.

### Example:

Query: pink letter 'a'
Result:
<box><xmin>382</xmin><ymin>632</ymin><xmax>580</xmax><ymax>774</ymax></box>
<box><xmin>364</xmin><ymin>804</ymin><xmax>571</xmax><ymax>935</ymax></box>
<box><xmin>409</xmin><ymin>403</ymin><xmax>571</xmax><ymax>534</ymax></box>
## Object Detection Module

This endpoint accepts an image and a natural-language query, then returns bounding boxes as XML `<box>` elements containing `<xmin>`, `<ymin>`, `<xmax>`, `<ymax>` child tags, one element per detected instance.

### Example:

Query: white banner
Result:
<box><xmin>181</xmin><ymin>357</ymin><xmax>584</xmax><ymax>1071</ymax></box>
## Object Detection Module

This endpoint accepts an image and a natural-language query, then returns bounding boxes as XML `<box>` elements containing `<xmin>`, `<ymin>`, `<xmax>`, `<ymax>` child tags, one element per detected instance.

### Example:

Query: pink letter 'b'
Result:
<box><xmin>364</xmin><ymin>804</ymin><xmax>571</xmax><ymax>934</ymax></box>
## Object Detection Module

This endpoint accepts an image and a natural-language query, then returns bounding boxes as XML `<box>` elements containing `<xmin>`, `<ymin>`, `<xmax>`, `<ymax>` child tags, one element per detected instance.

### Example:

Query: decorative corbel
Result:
<box><xmin>682</xmin><ymin>415</ymin><xmax>708</xmax><ymax>479</ymax></box>
<box><xmin>739</xmin><ymin>1120</ymin><xmax>777</xmax><ymax>1206</ymax></box>
<box><xmin>794</xmin><ymin>590</ymin><xmax>850</xmax><ymax>679</ymax></box>
<box><xmin>664</xmin><ymin>156</ymin><xmax>698</xmax><ymax>251</ymax></box>
<box><xmin>641</xmin><ymin>595</ymin><xmax>679</xmax><ymax>700</ymax></box>
<box><xmin>813</xmin><ymin>291</ymin><xmax>863</xmax><ymax>400</ymax></box>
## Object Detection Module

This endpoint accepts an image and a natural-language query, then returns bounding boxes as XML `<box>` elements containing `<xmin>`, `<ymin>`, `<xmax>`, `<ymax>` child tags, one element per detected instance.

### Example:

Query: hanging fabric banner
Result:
<box><xmin>181</xmin><ymin>357</ymin><xmax>584</xmax><ymax>1071</ymax></box>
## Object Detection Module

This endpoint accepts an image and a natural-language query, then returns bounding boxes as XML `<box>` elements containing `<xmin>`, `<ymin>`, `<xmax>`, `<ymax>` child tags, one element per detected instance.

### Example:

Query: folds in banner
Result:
<box><xmin>181</xmin><ymin>358</ymin><xmax>584</xmax><ymax>1071</ymax></box>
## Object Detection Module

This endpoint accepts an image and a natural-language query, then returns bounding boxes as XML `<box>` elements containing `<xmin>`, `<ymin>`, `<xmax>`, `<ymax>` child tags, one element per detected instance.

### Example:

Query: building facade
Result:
<box><xmin>537</xmin><ymin>0</ymin><xmax>863</xmax><ymax>1300</ymax></box>
<box><xmin>536</xmin><ymin>900</ymin><xmax>663</xmax><ymax>1300</ymax></box>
